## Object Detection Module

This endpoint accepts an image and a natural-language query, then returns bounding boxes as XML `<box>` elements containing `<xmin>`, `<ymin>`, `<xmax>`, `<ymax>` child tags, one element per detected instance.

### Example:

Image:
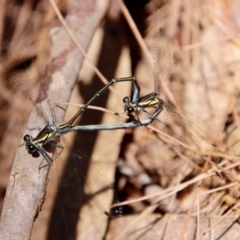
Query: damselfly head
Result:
<box><xmin>105</xmin><ymin>205</ymin><xmax>123</xmax><ymax>218</ymax></box>
<box><xmin>123</xmin><ymin>96</ymin><xmax>135</xmax><ymax>113</ymax></box>
<box><xmin>23</xmin><ymin>134</ymin><xmax>36</xmax><ymax>153</ymax></box>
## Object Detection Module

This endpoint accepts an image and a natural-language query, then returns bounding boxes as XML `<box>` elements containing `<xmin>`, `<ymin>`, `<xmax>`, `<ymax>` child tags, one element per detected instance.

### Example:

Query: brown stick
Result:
<box><xmin>0</xmin><ymin>0</ymin><xmax>108</xmax><ymax>239</ymax></box>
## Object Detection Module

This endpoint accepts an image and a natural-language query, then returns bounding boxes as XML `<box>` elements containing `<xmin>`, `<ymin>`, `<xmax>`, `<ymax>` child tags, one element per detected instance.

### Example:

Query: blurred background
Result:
<box><xmin>1</xmin><ymin>0</ymin><xmax>240</xmax><ymax>239</ymax></box>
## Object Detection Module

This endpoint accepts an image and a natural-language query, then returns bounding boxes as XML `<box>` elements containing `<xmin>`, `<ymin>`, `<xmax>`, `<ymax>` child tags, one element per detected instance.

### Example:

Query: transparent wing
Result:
<box><xmin>45</xmin><ymin>135</ymin><xmax>122</xmax><ymax>238</ymax></box>
<box><xmin>0</xmin><ymin>47</ymin><xmax>64</xmax><ymax>126</ymax></box>
<box><xmin>151</xmin><ymin>0</ymin><xmax>173</xmax><ymax>95</ymax></box>
<box><xmin>71</xmin><ymin>150</ymin><xmax>122</xmax><ymax>217</ymax></box>
<box><xmin>54</xmin><ymin>136</ymin><xmax>122</xmax><ymax>221</ymax></box>
<box><xmin>161</xmin><ymin>100</ymin><xmax>235</xmax><ymax>159</ymax></box>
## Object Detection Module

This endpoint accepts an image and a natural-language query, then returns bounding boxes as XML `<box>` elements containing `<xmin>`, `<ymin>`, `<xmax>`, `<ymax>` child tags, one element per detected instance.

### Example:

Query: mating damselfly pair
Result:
<box><xmin>0</xmin><ymin>48</ymin><xmax>164</xmax><ymax>217</ymax></box>
<box><xmin>1</xmin><ymin>1</ymin><xmax>240</xmax><ymax>240</ymax></box>
<box><xmin>1</xmin><ymin>24</ymin><xmax>236</xmax><ymax>222</ymax></box>
<box><xmin>1</xmin><ymin>54</ymin><xmax>234</xmax><ymax>219</ymax></box>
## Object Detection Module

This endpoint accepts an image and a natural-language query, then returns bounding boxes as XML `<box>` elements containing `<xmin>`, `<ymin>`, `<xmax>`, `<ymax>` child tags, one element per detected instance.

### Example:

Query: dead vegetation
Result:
<box><xmin>0</xmin><ymin>0</ymin><xmax>240</xmax><ymax>239</ymax></box>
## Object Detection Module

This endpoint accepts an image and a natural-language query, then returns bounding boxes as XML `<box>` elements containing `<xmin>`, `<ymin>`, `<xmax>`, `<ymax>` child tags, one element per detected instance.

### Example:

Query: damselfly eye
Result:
<box><xmin>127</xmin><ymin>107</ymin><xmax>134</xmax><ymax>113</ymax></box>
<box><xmin>105</xmin><ymin>206</ymin><xmax>123</xmax><ymax>218</ymax></box>
<box><xmin>28</xmin><ymin>144</ymin><xmax>36</xmax><ymax>152</ymax></box>
<box><xmin>23</xmin><ymin>134</ymin><xmax>30</xmax><ymax>141</ymax></box>
<box><xmin>123</xmin><ymin>96</ymin><xmax>129</xmax><ymax>103</ymax></box>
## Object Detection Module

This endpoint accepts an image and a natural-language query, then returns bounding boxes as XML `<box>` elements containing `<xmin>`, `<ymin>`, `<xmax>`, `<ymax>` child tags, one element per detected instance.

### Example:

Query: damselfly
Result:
<box><xmin>69</xmin><ymin>75</ymin><xmax>233</xmax><ymax>161</ymax></box>
<box><xmin>78</xmin><ymin>1</ymin><xmax>238</xmax><ymax>164</ymax></box>
<box><xmin>1</xmin><ymin>47</ymin><xmax>166</xmax><ymax>220</ymax></box>
<box><xmin>0</xmin><ymin>53</ymin><xmax>132</xmax><ymax>218</ymax></box>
